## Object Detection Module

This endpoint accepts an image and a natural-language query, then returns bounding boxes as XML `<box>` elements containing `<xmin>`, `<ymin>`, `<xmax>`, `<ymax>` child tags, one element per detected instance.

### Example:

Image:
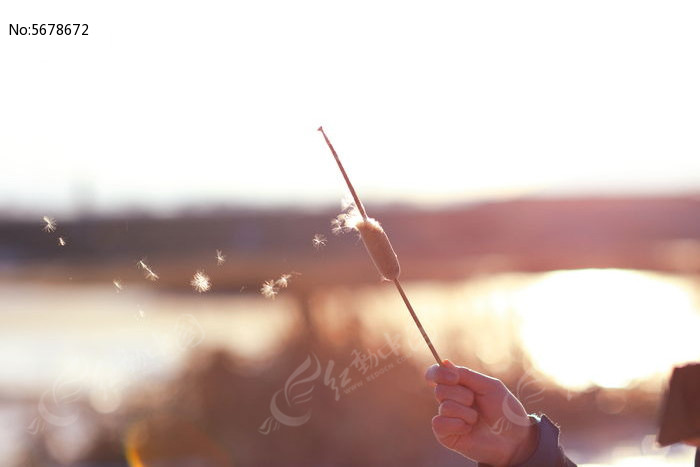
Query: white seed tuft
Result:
<box><xmin>260</xmin><ymin>280</ymin><xmax>278</xmax><ymax>299</ymax></box>
<box><xmin>331</xmin><ymin>203</ymin><xmax>362</xmax><ymax>235</ymax></box>
<box><xmin>276</xmin><ymin>273</ymin><xmax>292</xmax><ymax>288</ymax></box>
<box><xmin>190</xmin><ymin>271</ymin><xmax>211</xmax><ymax>293</ymax></box>
<box><xmin>312</xmin><ymin>234</ymin><xmax>327</xmax><ymax>250</ymax></box>
<box><xmin>137</xmin><ymin>259</ymin><xmax>159</xmax><ymax>281</ymax></box>
<box><xmin>42</xmin><ymin>216</ymin><xmax>57</xmax><ymax>232</ymax></box>
<box><xmin>216</xmin><ymin>250</ymin><xmax>226</xmax><ymax>265</ymax></box>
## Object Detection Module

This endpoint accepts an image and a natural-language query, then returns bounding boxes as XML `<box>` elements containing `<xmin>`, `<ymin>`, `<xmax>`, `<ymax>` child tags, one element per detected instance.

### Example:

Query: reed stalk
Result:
<box><xmin>318</xmin><ymin>126</ymin><xmax>443</xmax><ymax>365</ymax></box>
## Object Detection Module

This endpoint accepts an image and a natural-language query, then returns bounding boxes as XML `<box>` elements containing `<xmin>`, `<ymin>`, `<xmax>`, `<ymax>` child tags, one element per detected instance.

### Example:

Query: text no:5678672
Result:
<box><xmin>9</xmin><ymin>24</ymin><xmax>88</xmax><ymax>36</ymax></box>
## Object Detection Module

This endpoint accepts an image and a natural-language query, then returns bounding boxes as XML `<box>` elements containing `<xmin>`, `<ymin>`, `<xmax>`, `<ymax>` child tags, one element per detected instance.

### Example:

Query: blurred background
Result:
<box><xmin>1</xmin><ymin>1</ymin><xmax>700</xmax><ymax>466</ymax></box>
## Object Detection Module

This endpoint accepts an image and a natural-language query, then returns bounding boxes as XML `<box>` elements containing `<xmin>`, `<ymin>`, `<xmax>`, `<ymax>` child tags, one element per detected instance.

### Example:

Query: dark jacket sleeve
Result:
<box><xmin>478</xmin><ymin>414</ymin><xmax>576</xmax><ymax>467</ymax></box>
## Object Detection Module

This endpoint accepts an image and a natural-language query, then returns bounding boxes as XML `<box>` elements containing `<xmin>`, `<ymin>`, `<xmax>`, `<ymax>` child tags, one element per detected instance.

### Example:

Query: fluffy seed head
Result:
<box><xmin>58</xmin><ymin>237</ymin><xmax>67</xmax><ymax>246</ymax></box>
<box><xmin>356</xmin><ymin>217</ymin><xmax>401</xmax><ymax>280</ymax></box>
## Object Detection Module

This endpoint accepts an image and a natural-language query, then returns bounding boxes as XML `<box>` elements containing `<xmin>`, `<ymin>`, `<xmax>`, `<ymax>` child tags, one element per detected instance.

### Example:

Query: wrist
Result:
<box><xmin>506</xmin><ymin>417</ymin><xmax>539</xmax><ymax>465</ymax></box>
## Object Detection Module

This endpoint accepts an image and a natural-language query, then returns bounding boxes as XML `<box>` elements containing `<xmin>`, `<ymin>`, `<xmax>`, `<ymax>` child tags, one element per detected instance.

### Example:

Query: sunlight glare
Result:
<box><xmin>516</xmin><ymin>269</ymin><xmax>700</xmax><ymax>390</ymax></box>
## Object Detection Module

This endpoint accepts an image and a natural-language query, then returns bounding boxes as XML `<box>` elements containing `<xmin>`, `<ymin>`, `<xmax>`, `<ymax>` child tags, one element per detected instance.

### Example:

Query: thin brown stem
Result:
<box><xmin>317</xmin><ymin>126</ymin><xmax>368</xmax><ymax>220</ymax></box>
<box><xmin>394</xmin><ymin>279</ymin><xmax>443</xmax><ymax>365</ymax></box>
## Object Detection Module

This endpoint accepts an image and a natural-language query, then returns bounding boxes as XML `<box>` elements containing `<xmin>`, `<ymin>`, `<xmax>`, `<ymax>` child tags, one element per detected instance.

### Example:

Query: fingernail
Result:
<box><xmin>425</xmin><ymin>364</ymin><xmax>439</xmax><ymax>380</ymax></box>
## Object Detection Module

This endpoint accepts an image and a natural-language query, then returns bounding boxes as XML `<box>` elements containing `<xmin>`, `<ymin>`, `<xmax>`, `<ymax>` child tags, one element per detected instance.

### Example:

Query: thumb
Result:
<box><xmin>443</xmin><ymin>360</ymin><xmax>499</xmax><ymax>395</ymax></box>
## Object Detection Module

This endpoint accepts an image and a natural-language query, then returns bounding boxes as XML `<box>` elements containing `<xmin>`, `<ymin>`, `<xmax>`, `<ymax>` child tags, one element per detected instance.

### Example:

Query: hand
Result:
<box><xmin>425</xmin><ymin>360</ymin><xmax>538</xmax><ymax>466</ymax></box>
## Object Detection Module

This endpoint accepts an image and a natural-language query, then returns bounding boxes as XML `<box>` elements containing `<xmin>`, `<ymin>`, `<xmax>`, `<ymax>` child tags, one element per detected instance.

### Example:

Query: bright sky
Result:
<box><xmin>2</xmin><ymin>1</ymin><xmax>699</xmax><ymax>216</ymax></box>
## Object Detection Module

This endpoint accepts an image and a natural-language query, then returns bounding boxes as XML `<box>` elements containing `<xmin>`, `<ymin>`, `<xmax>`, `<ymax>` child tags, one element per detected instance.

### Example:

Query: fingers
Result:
<box><xmin>425</xmin><ymin>364</ymin><xmax>459</xmax><ymax>386</ymax></box>
<box><xmin>434</xmin><ymin>383</ymin><xmax>475</xmax><ymax>407</ymax></box>
<box><xmin>443</xmin><ymin>360</ymin><xmax>501</xmax><ymax>395</ymax></box>
<box><xmin>438</xmin><ymin>400</ymin><xmax>479</xmax><ymax>424</ymax></box>
<box><xmin>425</xmin><ymin>360</ymin><xmax>500</xmax><ymax>395</ymax></box>
<box><xmin>431</xmin><ymin>415</ymin><xmax>472</xmax><ymax>437</ymax></box>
